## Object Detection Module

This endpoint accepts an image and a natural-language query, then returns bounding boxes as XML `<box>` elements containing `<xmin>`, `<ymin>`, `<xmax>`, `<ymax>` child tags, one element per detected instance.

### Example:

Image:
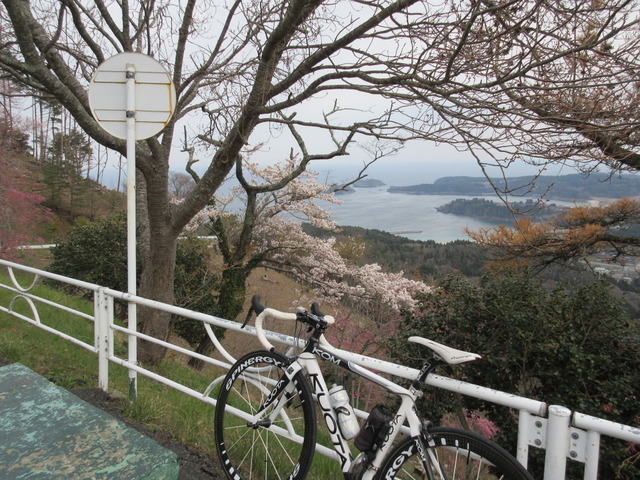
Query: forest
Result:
<box><xmin>304</xmin><ymin>223</ymin><xmax>640</xmax><ymax>315</ymax></box>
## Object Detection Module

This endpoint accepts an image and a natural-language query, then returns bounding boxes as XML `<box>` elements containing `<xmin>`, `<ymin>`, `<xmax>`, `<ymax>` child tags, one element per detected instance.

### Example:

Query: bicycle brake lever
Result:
<box><xmin>241</xmin><ymin>310</ymin><xmax>253</xmax><ymax>329</ymax></box>
<box><xmin>310</xmin><ymin>302</ymin><xmax>325</xmax><ymax>318</ymax></box>
<box><xmin>241</xmin><ymin>294</ymin><xmax>265</xmax><ymax>329</ymax></box>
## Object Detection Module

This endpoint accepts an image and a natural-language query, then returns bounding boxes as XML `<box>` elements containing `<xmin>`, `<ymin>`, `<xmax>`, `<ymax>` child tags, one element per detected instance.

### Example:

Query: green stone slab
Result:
<box><xmin>0</xmin><ymin>363</ymin><xmax>179</xmax><ymax>480</ymax></box>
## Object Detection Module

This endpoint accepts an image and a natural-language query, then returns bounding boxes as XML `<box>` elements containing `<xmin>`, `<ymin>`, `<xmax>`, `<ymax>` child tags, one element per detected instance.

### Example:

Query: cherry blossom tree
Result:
<box><xmin>0</xmin><ymin>183</ymin><xmax>51</xmax><ymax>260</ymax></box>
<box><xmin>182</xmin><ymin>156</ymin><xmax>429</xmax><ymax>368</ymax></box>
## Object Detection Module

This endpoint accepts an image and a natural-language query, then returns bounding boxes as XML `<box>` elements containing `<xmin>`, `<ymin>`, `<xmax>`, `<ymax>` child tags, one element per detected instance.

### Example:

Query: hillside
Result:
<box><xmin>7</xmin><ymin>152</ymin><xmax>126</xmax><ymax>243</ymax></box>
<box><xmin>303</xmin><ymin>223</ymin><xmax>640</xmax><ymax>319</ymax></box>
<box><xmin>303</xmin><ymin>223</ymin><xmax>488</xmax><ymax>280</ymax></box>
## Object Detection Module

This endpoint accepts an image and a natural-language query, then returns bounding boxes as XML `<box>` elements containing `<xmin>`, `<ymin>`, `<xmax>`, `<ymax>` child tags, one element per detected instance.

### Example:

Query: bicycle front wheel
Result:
<box><xmin>214</xmin><ymin>350</ymin><xmax>317</xmax><ymax>480</ymax></box>
<box><xmin>376</xmin><ymin>427</ymin><xmax>533</xmax><ymax>480</ymax></box>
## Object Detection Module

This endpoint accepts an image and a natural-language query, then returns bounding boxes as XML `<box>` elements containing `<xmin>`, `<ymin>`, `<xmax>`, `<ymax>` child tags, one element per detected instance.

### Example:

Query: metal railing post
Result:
<box><xmin>517</xmin><ymin>410</ymin><xmax>531</xmax><ymax>468</ymax></box>
<box><xmin>126</xmin><ymin>63</ymin><xmax>138</xmax><ymax>402</ymax></box>
<box><xmin>95</xmin><ymin>288</ymin><xmax>110</xmax><ymax>391</ymax></box>
<box><xmin>544</xmin><ymin>405</ymin><xmax>571</xmax><ymax>479</ymax></box>
<box><xmin>583</xmin><ymin>430</ymin><xmax>601</xmax><ymax>480</ymax></box>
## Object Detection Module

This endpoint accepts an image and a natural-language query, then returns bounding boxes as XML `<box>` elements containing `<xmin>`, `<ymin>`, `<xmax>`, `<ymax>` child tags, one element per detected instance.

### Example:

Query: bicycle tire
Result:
<box><xmin>375</xmin><ymin>427</ymin><xmax>533</xmax><ymax>480</ymax></box>
<box><xmin>214</xmin><ymin>350</ymin><xmax>317</xmax><ymax>480</ymax></box>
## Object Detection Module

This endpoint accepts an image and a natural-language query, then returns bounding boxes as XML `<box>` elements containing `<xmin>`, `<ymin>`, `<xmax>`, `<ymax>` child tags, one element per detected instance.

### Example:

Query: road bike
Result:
<box><xmin>214</xmin><ymin>295</ymin><xmax>534</xmax><ymax>480</ymax></box>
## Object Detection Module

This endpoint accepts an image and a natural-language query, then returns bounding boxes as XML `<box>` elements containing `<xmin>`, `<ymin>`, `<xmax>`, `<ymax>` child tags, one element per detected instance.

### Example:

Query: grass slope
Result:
<box><xmin>0</xmin><ymin>268</ymin><xmax>345</xmax><ymax>479</ymax></box>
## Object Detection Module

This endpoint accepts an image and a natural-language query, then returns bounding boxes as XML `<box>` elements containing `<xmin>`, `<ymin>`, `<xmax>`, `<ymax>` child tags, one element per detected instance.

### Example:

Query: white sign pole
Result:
<box><xmin>88</xmin><ymin>53</ymin><xmax>176</xmax><ymax>403</ymax></box>
<box><xmin>126</xmin><ymin>64</ymin><xmax>138</xmax><ymax>400</ymax></box>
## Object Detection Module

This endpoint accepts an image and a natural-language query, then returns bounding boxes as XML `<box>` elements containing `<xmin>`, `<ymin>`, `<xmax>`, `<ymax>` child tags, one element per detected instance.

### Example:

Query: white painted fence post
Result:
<box><xmin>95</xmin><ymin>287</ymin><xmax>110</xmax><ymax>391</ymax></box>
<box><xmin>544</xmin><ymin>405</ymin><xmax>572</xmax><ymax>479</ymax></box>
<box><xmin>583</xmin><ymin>430</ymin><xmax>601</xmax><ymax>480</ymax></box>
<box><xmin>517</xmin><ymin>410</ymin><xmax>531</xmax><ymax>468</ymax></box>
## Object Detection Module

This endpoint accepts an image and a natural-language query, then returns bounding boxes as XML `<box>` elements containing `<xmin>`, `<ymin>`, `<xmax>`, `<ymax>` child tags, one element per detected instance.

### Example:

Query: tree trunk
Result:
<box><xmin>135</xmin><ymin>163</ymin><xmax>177</xmax><ymax>366</ymax></box>
<box><xmin>188</xmin><ymin>266</ymin><xmax>249</xmax><ymax>370</ymax></box>
<box><xmin>136</xmin><ymin>231</ymin><xmax>177</xmax><ymax>365</ymax></box>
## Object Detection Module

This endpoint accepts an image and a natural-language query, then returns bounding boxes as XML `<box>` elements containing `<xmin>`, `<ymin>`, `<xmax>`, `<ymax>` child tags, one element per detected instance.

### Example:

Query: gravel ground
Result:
<box><xmin>0</xmin><ymin>358</ymin><xmax>225</xmax><ymax>480</ymax></box>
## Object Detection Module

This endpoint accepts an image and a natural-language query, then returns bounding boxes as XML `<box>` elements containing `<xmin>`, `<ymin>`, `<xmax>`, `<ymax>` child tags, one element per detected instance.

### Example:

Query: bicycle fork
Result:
<box><xmin>417</xmin><ymin>434</ymin><xmax>448</xmax><ymax>480</ymax></box>
<box><xmin>243</xmin><ymin>363</ymin><xmax>301</xmax><ymax>435</ymax></box>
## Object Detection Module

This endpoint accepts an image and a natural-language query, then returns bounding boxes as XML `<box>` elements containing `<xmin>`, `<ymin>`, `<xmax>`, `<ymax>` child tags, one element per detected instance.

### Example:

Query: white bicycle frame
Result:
<box><xmin>252</xmin><ymin>307</ymin><xmax>437</xmax><ymax>480</ymax></box>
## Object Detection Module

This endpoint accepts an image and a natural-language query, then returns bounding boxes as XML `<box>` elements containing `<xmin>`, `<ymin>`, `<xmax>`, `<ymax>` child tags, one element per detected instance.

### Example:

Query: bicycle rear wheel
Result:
<box><xmin>214</xmin><ymin>350</ymin><xmax>317</xmax><ymax>480</ymax></box>
<box><xmin>376</xmin><ymin>427</ymin><xmax>533</xmax><ymax>480</ymax></box>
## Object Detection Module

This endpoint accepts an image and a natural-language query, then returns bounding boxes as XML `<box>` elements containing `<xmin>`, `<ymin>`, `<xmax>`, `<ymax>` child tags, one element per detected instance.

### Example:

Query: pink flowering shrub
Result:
<box><xmin>321</xmin><ymin>311</ymin><xmax>402</xmax><ymax>411</ymax></box>
<box><xmin>441</xmin><ymin>409</ymin><xmax>499</xmax><ymax>440</ymax></box>
<box><xmin>0</xmin><ymin>122</ymin><xmax>53</xmax><ymax>260</ymax></box>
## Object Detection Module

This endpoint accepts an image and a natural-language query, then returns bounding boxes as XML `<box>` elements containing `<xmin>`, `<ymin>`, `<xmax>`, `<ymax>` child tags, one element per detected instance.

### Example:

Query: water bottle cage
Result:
<box><xmin>354</xmin><ymin>404</ymin><xmax>393</xmax><ymax>453</ymax></box>
<box><xmin>334</xmin><ymin>406</ymin><xmax>351</xmax><ymax>416</ymax></box>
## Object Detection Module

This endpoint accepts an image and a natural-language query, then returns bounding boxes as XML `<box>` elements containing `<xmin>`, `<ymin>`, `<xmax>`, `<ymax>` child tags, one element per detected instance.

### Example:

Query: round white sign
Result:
<box><xmin>88</xmin><ymin>52</ymin><xmax>176</xmax><ymax>140</ymax></box>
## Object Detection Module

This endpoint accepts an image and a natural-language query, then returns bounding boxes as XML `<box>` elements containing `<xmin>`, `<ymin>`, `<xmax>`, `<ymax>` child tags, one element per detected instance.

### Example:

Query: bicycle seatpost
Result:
<box><xmin>412</xmin><ymin>355</ymin><xmax>444</xmax><ymax>391</ymax></box>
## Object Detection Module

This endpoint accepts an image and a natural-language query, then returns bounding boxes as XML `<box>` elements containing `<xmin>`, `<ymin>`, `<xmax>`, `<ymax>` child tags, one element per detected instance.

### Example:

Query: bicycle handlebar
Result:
<box><xmin>246</xmin><ymin>294</ymin><xmax>335</xmax><ymax>351</ymax></box>
<box><xmin>255</xmin><ymin>308</ymin><xmax>297</xmax><ymax>351</ymax></box>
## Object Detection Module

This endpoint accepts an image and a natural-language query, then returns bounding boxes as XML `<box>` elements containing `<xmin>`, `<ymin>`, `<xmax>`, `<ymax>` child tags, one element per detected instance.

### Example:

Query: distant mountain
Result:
<box><xmin>388</xmin><ymin>173</ymin><xmax>640</xmax><ymax>201</ymax></box>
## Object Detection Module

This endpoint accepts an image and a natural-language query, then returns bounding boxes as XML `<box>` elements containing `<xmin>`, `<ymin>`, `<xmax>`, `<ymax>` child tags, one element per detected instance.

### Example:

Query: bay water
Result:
<box><xmin>311</xmin><ymin>157</ymin><xmax>565</xmax><ymax>243</ymax></box>
<box><xmin>327</xmin><ymin>187</ymin><xmax>497</xmax><ymax>243</ymax></box>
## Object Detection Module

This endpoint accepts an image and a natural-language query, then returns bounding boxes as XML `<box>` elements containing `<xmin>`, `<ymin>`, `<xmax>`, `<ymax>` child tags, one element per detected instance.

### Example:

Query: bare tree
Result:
<box><xmin>1</xmin><ymin>0</ymin><xmax>638</xmax><ymax>363</ymax></box>
<box><xmin>169</xmin><ymin>172</ymin><xmax>195</xmax><ymax>200</ymax></box>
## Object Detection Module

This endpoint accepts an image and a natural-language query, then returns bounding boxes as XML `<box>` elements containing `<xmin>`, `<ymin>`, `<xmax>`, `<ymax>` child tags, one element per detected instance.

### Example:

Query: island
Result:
<box><xmin>436</xmin><ymin>198</ymin><xmax>566</xmax><ymax>224</ymax></box>
<box><xmin>354</xmin><ymin>178</ymin><xmax>386</xmax><ymax>188</ymax></box>
<box><xmin>334</xmin><ymin>178</ymin><xmax>385</xmax><ymax>195</ymax></box>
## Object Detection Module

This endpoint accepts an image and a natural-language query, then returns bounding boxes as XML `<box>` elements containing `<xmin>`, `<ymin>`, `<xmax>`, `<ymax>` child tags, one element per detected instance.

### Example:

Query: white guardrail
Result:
<box><xmin>0</xmin><ymin>258</ymin><xmax>638</xmax><ymax>479</ymax></box>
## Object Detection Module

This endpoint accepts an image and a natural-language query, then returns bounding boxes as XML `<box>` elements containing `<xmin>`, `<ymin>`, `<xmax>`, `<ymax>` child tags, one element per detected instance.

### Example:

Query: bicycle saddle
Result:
<box><xmin>408</xmin><ymin>336</ymin><xmax>482</xmax><ymax>364</ymax></box>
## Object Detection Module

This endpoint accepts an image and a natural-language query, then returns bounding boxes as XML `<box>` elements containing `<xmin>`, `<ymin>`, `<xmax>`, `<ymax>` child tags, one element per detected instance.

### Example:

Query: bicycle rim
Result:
<box><xmin>376</xmin><ymin>427</ymin><xmax>533</xmax><ymax>480</ymax></box>
<box><xmin>214</xmin><ymin>350</ymin><xmax>317</xmax><ymax>480</ymax></box>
